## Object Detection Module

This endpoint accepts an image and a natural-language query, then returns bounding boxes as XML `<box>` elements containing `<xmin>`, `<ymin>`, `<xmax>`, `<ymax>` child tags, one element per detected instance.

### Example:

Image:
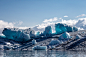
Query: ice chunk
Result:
<box><xmin>42</xmin><ymin>26</ymin><xmax>52</xmax><ymax>37</ymax></box>
<box><xmin>49</xmin><ymin>39</ymin><xmax>60</xmax><ymax>45</ymax></box>
<box><xmin>55</xmin><ymin>23</ymin><xmax>78</xmax><ymax>34</ymax></box>
<box><xmin>0</xmin><ymin>45</ymin><xmax>4</xmax><ymax>50</ymax></box>
<box><xmin>44</xmin><ymin>26</ymin><xmax>52</xmax><ymax>34</ymax></box>
<box><xmin>75</xmin><ymin>35</ymin><xmax>81</xmax><ymax>40</ymax></box>
<box><xmin>32</xmin><ymin>39</ymin><xmax>37</xmax><ymax>45</ymax></box>
<box><xmin>36</xmin><ymin>31</ymin><xmax>40</xmax><ymax>36</ymax></box>
<box><xmin>4</xmin><ymin>45</ymin><xmax>11</xmax><ymax>50</ymax></box>
<box><xmin>2</xmin><ymin>28</ymin><xmax>31</xmax><ymax>42</ymax></box>
<box><xmin>0</xmin><ymin>34</ymin><xmax>6</xmax><ymax>38</ymax></box>
<box><xmin>32</xmin><ymin>45</ymin><xmax>47</xmax><ymax>50</ymax></box>
<box><xmin>5</xmin><ymin>42</ymin><xmax>11</xmax><ymax>45</ymax></box>
<box><xmin>55</xmin><ymin>23</ymin><xmax>67</xmax><ymax>34</ymax></box>
<box><xmin>59</xmin><ymin>32</ymin><xmax>71</xmax><ymax>41</ymax></box>
<box><xmin>23</xmin><ymin>28</ymin><xmax>35</xmax><ymax>38</ymax></box>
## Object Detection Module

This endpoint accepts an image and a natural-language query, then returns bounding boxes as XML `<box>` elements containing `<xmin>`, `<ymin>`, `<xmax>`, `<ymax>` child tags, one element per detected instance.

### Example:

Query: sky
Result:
<box><xmin>0</xmin><ymin>0</ymin><xmax>86</xmax><ymax>34</ymax></box>
<box><xmin>0</xmin><ymin>0</ymin><xmax>86</xmax><ymax>27</ymax></box>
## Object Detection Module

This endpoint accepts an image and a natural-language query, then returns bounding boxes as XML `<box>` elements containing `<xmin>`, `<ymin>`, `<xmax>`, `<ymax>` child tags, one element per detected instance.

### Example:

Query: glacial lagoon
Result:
<box><xmin>0</xmin><ymin>50</ymin><xmax>86</xmax><ymax>57</ymax></box>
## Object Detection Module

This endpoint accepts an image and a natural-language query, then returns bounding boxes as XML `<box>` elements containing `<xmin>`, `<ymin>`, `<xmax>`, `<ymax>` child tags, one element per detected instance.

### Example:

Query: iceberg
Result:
<box><xmin>75</xmin><ymin>34</ymin><xmax>81</xmax><ymax>40</ymax></box>
<box><xmin>36</xmin><ymin>31</ymin><xmax>40</xmax><ymax>36</ymax></box>
<box><xmin>49</xmin><ymin>39</ymin><xmax>60</xmax><ymax>45</ymax></box>
<box><xmin>23</xmin><ymin>28</ymin><xmax>35</xmax><ymax>38</ymax></box>
<box><xmin>0</xmin><ymin>34</ymin><xmax>6</xmax><ymax>38</ymax></box>
<box><xmin>32</xmin><ymin>39</ymin><xmax>37</xmax><ymax>45</ymax></box>
<box><xmin>2</xmin><ymin>28</ymin><xmax>33</xmax><ymax>42</ymax></box>
<box><xmin>32</xmin><ymin>45</ymin><xmax>47</xmax><ymax>50</ymax></box>
<box><xmin>43</xmin><ymin>26</ymin><xmax>52</xmax><ymax>37</ymax></box>
<box><xmin>55</xmin><ymin>23</ymin><xmax>78</xmax><ymax>34</ymax></box>
<box><xmin>0</xmin><ymin>45</ymin><xmax>4</xmax><ymax>50</ymax></box>
<box><xmin>44</xmin><ymin>26</ymin><xmax>52</xmax><ymax>34</ymax></box>
<box><xmin>55</xmin><ymin>23</ymin><xmax>67</xmax><ymax>34</ymax></box>
<box><xmin>59</xmin><ymin>32</ymin><xmax>71</xmax><ymax>42</ymax></box>
<box><xmin>4</xmin><ymin>45</ymin><xmax>12</xmax><ymax>50</ymax></box>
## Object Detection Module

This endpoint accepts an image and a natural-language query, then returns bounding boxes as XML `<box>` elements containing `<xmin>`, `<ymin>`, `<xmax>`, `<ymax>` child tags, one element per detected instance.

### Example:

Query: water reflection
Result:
<box><xmin>0</xmin><ymin>50</ymin><xmax>86</xmax><ymax>57</ymax></box>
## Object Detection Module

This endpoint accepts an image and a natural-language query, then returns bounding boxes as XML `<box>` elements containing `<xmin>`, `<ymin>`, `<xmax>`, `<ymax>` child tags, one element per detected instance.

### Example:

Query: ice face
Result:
<box><xmin>32</xmin><ymin>39</ymin><xmax>37</xmax><ymax>45</ymax></box>
<box><xmin>44</xmin><ymin>26</ymin><xmax>52</xmax><ymax>34</ymax></box>
<box><xmin>32</xmin><ymin>45</ymin><xmax>47</xmax><ymax>50</ymax></box>
<box><xmin>23</xmin><ymin>28</ymin><xmax>35</xmax><ymax>38</ymax></box>
<box><xmin>59</xmin><ymin>32</ymin><xmax>71</xmax><ymax>41</ymax></box>
<box><xmin>49</xmin><ymin>39</ymin><xmax>60</xmax><ymax>45</ymax></box>
<box><xmin>75</xmin><ymin>35</ymin><xmax>81</xmax><ymax>40</ymax></box>
<box><xmin>55</xmin><ymin>23</ymin><xmax>78</xmax><ymax>34</ymax></box>
<box><xmin>2</xmin><ymin>28</ymin><xmax>34</xmax><ymax>42</ymax></box>
<box><xmin>55</xmin><ymin>23</ymin><xmax>67</xmax><ymax>34</ymax></box>
<box><xmin>36</xmin><ymin>32</ymin><xmax>40</xmax><ymax>36</ymax></box>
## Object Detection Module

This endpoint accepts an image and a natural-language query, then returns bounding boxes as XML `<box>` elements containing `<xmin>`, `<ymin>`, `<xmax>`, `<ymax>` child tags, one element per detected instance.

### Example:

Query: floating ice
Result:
<box><xmin>4</xmin><ymin>45</ymin><xmax>12</xmax><ymax>50</ymax></box>
<box><xmin>51</xmin><ymin>46</ymin><xmax>55</xmax><ymax>49</ymax></box>
<box><xmin>23</xmin><ymin>28</ymin><xmax>35</xmax><ymax>38</ymax></box>
<box><xmin>59</xmin><ymin>32</ymin><xmax>71</xmax><ymax>42</ymax></box>
<box><xmin>0</xmin><ymin>34</ymin><xmax>6</xmax><ymax>38</ymax></box>
<box><xmin>32</xmin><ymin>39</ymin><xmax>37</xmax><ymax>45</ymax></box>
<box><xmin>55</xmin><ymin>23</ymin><xmax>78</xmax><ymax>34</ymax></box>
<box><xmin>75</xmin><ymin>35</ymin><xmax>81</xmax><ymax>40</ymax></box>
<box><xmin>32</xmin><ymin>45</ymin><xmax>47</xmax><ymax>50</ymax></box>
<box><xmin>0</xmin><ymin>45</ymin><xmax>4</xmax><ymax>50</ymax></box>
<box><xmin>49</xmin><ymin>39</ymin><xmax>60</xmax><ymax>45</ymax></box>
<box><xmin>41</xmin><ymin>26</ymin><xmax>52</xmax><ymax>37</ymax></box>
<box><xmin>36</xmin><ymin>32</ymin><xmax>40</xmax><ymax>36</ymax></box>
<box><xmin>2</xmin><ymin>28</ymin><xmax>33</xmax><ymax>42</ymax></box>
<box><xmin>43</xmin><ymin>26</ymin><xmax>52</xmax><ymax>35</ymax></box>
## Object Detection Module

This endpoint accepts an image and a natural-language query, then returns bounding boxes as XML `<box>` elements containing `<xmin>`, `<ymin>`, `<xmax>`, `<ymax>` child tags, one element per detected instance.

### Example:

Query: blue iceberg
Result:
<box><xmin>44</xmin><ymin>26</ymin><xmax>52</xmax><ymax>34</ymax></box>
<box><xmin>55</xmin><ymin>23</ymin><xmax>78</xmax><ymax>34</ymax></box>
<box><xmin>59</xmin><ymin>32</ymin><xmax>71</xmax><ymax>42</ymax></box>
<box><xmin>2</xmin><ymin>28</ymin><xmax>35</xmax><ymax>42</ymax></box>
<box><xmin>36</xmin><ymin>31</ymin><xmax>40</xmax><ymax>36</ymax></box>
<box><xmin>49</xmin><ymin>39</ymin><xmax>60</xmax><ymax>45</ymax></box>
<box><xmin>32</xmin><ymin>45</ymin><xmax>47</xmax><ymax>50</ymax></box>
<box><xmin>32</xmin><ymin>39</ymin><xmax>37</xmax><ymax>45</ymax></box>
<box><xmin>75</xmin><ymin>34</ymin><xmax>81</xmax><ymax>40</ymax></box>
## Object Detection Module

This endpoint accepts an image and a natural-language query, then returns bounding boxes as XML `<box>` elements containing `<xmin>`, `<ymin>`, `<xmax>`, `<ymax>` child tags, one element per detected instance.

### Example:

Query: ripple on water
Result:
<box><xmin>0</xmin><ymin>50</ymin><xmax>86</xmax><ymax>57</ymax></box>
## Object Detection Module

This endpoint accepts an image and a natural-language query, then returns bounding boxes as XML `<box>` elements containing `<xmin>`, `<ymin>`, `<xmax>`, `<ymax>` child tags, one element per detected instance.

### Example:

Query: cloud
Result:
<box><xmin>0</xmin><ymin>20</ymin><xmax>14</xmax><ymax>34</ymax></box>
<box><xmin>64</xmin><ymin>15</ymin><xmax>68</xmax><ymax>17</ymax></box>
<box><xmin>61</xmin><ymin>19</ymin><xmax>77</xmax><ymax>26</ymax></box>
<box><xmin>1</xmin><ymin>17</ymin><xmax>86</xmax><ymax>34</ymax></box>
<box><xmin>76</xmin><ymin>14</ymin><xmax>86</xmax><ymax>18</ymax></box>
<box><xmin>18</xmin><ymin>27</ymin><xmax>29</xmax><ymax>29</ymax></box>
<box><xmin>18</xmin><ymin>21</ymin><xmax>23</xmax><ymax>25</ymax></box>
<box><xmin>59</xmin><ymin>18</ymin><xmax>62</xmax><ymax>19</ymax></box>
<box><xmin>33</xmin><ymin>17</ymin><xmax>86</xmax><ymax>32</ymax></box>
<box><xmin>33</xmin><ymin>17</ymin><xmax>78</xmax><ymax>33</ymax></box>
<box><xmin>43</xmin><ymin>17</ymin><xmax>57</xmax><ymax>23</ymax></box>
<box><xmin>13</xmin><ymin>21</ymin><xmax>23</xmax><ymax>26</ymax></box>
<box><xmin>0</xmin><ymin>20</ymin><xmax>24</xmax><ymax>34</ymax></box>
<box><xmin>75</xmin><ymin>18</ymin><xmax>86</xmax><ymax>29</ymax></box>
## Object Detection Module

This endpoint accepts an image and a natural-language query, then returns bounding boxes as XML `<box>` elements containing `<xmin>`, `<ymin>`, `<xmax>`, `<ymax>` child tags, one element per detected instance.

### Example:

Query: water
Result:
<box><xmin>0</xmin><ymin>50</ymin><xmax>86</xmax><ymax>57</ymax></box>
